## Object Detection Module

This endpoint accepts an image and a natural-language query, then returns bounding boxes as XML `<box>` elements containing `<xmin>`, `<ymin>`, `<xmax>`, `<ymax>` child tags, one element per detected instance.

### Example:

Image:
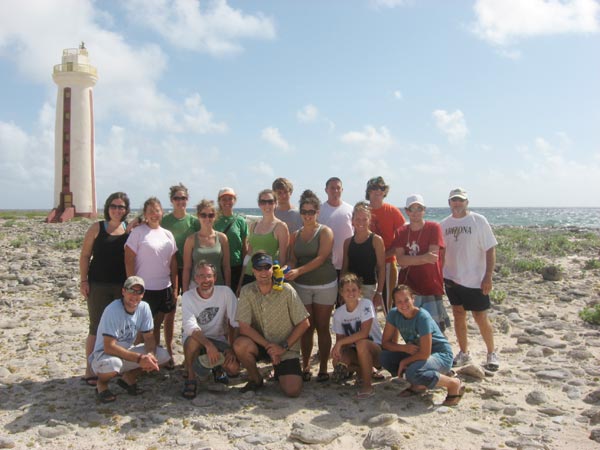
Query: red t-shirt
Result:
<box><xmin>369</xmin><ymin>203</ymin><xmax>405</xmax><ymax>263</ymax></box>
<box><xmin>392</xmin><ymin>221</ymin><xmax>444</xmax><ymax>296</ymax></box>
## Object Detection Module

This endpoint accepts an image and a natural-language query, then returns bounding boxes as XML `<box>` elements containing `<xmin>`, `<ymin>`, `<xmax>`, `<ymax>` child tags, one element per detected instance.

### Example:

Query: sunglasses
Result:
<box><xmin>125</xmin><ymin>287</ymin><xmax>144</xmax><ymax>295</ymax></box>
<box><xmin>450</xmin><ymin>197</ymin><xmax>466</xmax><ymax>202</ymax></box>
<box><xmin>371</xmin><ymin>185</ymin><xmax>387</xmax><ymax>192</ymax></box>
<box><xmin>300</xmin><ymin>209</ymin><xmax>317</xmax><ymax>216</ymax></box>
<box><xmin>407</xmin><ymin>206</ymin><xmax>425</xmax><ymax>213</ymax></box>
<box><xmin>109</xmin><ymin>204</ymin><xmax>127</xmax><ymax>210</ymax></box>
<box><xmin>254</xmin><ymin>264</ymin><xmax>272</xmax><ymax>271</ymax></box>
<box><xmin>258</xmin><ymin>199</ymin><xmax>275</xmax><ymax>205</ymax></box>
<box><xmin>199</xmin><ymin>212</ymin><xmax>216</xmax><ymax>219</ymax></box>
<box><xmin>172</xmin><ymin>196</ymin><xmax>188</xmax><ymax>201</ymax></box>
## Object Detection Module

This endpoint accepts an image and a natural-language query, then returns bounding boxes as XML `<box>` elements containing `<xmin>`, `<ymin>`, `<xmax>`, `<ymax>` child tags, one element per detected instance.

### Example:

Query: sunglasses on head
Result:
<box><xmin>258</xmin><ymin>199</ymin><xmax>275</xmax><ymax>205</ymax></box>
<box><xmin>172</xmin><ymin>196</ymin><xmax>188</xmax><ymax>201</ymax></box>
<box><xmin>109</xmin><ymin>204</ymin><xmax>127</xmax><ymax>210</ymax></box>
<box><xmin>199</xmin><ymin>212</ymin><xmax>216</xmax><ymax>219</ymax></box>
<box><xmin>300</xmin><ymin>209</ymin><xmax>317</xmax><ymax>216</ymax></box>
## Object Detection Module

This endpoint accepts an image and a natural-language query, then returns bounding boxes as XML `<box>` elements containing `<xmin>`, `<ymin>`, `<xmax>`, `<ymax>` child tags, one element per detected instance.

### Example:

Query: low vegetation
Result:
<box><xmin>579</xmin><ymin>304</ymin><xmax>600</xmax><ymax>325</ymax></box>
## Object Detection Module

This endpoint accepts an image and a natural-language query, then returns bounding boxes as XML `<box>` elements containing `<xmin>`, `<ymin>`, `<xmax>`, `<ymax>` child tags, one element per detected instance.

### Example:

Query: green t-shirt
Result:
<box><xmin>161</xmin><ymin>213</ymin><xmax>200</xmax><ymax>268</ymax></box>
<box><xmin>214</xmin><ymin>213</ymin><xmax>248</xmax><ymax>267</ymax></box>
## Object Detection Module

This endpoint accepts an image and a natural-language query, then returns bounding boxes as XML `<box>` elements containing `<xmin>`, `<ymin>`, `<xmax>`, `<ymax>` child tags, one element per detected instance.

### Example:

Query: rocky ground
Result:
<box><xmin>1</xmin><ymin>217</ymin><xmax>600</xmax><ymax>449</ymax></box>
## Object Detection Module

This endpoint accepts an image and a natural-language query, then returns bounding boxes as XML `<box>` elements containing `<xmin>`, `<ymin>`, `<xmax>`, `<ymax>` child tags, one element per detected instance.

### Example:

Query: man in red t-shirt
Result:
<box><xmin>365</xmin><ymin>176</ymin><xmax>405</xmax><ymax>312</ymax></box>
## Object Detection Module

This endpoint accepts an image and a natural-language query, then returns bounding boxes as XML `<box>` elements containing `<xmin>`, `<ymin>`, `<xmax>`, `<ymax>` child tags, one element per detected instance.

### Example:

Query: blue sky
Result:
<box><xmin>0</xmin><ymin>0</ymin><xmax>599</xmax><ymax>209</ymax></box>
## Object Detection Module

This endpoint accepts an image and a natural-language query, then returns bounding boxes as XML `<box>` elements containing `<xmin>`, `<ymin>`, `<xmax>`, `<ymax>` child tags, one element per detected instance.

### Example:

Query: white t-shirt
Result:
<box><xmin>441</xmin><ymin>212</ymin><xmax>498</xmax><ymax>289</ymax></box>
<box><xmin>93</xmin><ymin>299</ymin><xmax>153</xmax><ymax>354</ymax></box>
<box><xmin>319</xmin><ymin>200</ymin><xmax>354</xmax><ymax>270</ymax></box>
<box><xmin>181</xmin><ymin>285</ymin><xmax>239</xmax><ymax>343</ymax></box>
<box><xmin>125</xmin><ymin>224</ymin><xmax>177</xmax><ymax>290</ymax></box>
<box><xmin>332</xmin><ymin>298</ymin><xmax>382</xmax><ymax>344</ymax></box>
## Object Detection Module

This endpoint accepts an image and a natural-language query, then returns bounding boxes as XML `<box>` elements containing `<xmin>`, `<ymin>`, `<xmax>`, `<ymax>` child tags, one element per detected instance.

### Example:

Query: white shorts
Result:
<box><xmin>90</xmin><ymin>344</ymin><xmax>170</xmax><ymax>374</ymax></box>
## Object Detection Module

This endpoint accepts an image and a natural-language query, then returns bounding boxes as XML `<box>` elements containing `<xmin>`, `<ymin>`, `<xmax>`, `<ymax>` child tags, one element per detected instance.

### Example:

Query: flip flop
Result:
<box><xmin>117</xmin><ymin>378</ymin><xmax>144</xmax><ymax>396</ymax></box>
<box><xmin>356</xmin><ymin>389</ymin><xmax>375</xmax><ymax>399</ymax></box>
<box><xmin>82</xmin><ymin>376</ymin><xmax>98</xmax><ymax>387</ymax></box>
<box><xmin>302</xmin><ymin>370</ymin><xmax>312</xmax><ymax>382</ymax></box>
<box><xmin>96</xmin><ymin>388</ymin><xmax>116</xmax><ymax>403</ymax></box>
<box><xmin>443</xmin><ymin>383</ymin><xmax>466</xmax><ymax>406</ymax></box>
<box><xmin>165</xmin><ymin>358</ymin><xmax>175</xmax><ymax>370</ymax></box>
<box><xmin>372</xmin><ymin>370</ymin><xmax>385</xmax><ymax>380</ymax></box>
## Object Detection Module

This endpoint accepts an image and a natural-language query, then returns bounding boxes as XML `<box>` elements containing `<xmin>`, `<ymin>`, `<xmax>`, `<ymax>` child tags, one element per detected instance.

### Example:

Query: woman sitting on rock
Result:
<box><xmin>331</xmin><ymin>273</ymin><xmax>383</xmax><ymax>399</ymax></box>
<box><xmin>380</xmin><ymin>285</ymin><xmax>465</xmax><ymax>406</ymax></box>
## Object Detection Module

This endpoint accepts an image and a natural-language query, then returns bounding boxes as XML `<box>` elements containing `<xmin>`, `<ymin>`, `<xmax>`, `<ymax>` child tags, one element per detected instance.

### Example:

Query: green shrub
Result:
<box><xmin>10</xmin><ymin>238</ymin><xmax>26</xmax><ymax>248</ymax></box>
<box><xmin>579</xmin><ymin>304</ymin><xmax>600</xmax><ymax>325</ymax></box>
<box><xmin>53</xmin><ymin>238</ymin><xmax>82</xmax><ymax>250</ymax></box>
<box><xmin>490</xmin><ymin>289</ymin><xmax>507</xmax><ymax>304</ymax></box>
<box><xmin>513</xmin><ymin>258</ymin><xmax>546</xmax><ymax>273</ymax></box>
<box><xmin>583</xmin><ymin>259</ymin><xmax>600</xmax><ymax>270</ymax></box>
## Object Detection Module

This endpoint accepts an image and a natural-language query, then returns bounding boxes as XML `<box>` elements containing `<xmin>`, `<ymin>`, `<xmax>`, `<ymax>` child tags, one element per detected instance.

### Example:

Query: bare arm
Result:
<box><xmin>285</xmin><ymin>226</ymin><xmax>334</xmax><ymax>281</ymax></box>
<box><xmin>79</xmin><ymin>222</ymin><xmax>99</xmax><ymax>297</ymax></box>
<box><xmin>373</xmin><ymin>234</ymin><xmax>386</xmax><ymax>301</ymax></box>
<box><xmin>381</xmin><ymin>322</ymin><xmax>418</xmax><ymax>354</ymax></box>
<box><xmin>238</xmin><ymin>321</ymin><xmax>271</xmax><ymax>349</ymax></box>
<box><xmin>481</xmin><ymin>246</ymin><xmax>496</xmax><ymax>295</ymax></box>
<box><xmin>398</xmin><ymin>333</ymin><xmax>433</xmax><ymax>376</ymax></box>
<box><xmin>396</xmin><ymin>244</ymin><xmax>440</xmax><ymax>267</ymax></box>
<box><xmin>103</xmin><ymin>333</ymin><xmax>159</xmax><ymax>372</ymax></box>
<box><xmin>266</xmin><ymin>317</ymin><xmax>310</xmax><ymax>361</ymax></box>
<box><xmin>274</xmin><ymin>221</ymin><xmax>290</xmax><ymax>265</ymax></box>
<box><xmin>341</xmin><ymin>236</ymin><xmax>351</xmax><ymax>275</ymax></box>
<box><xmin>169</xmin><ymin>253</ymin><xmax>178</xmax><ymax>295</ymax></box>
<box><xmin>124</xmin><ymin>245</ymin><xmax>137</xmax><ymax>278</ymax></box>
<box><xmin>219</xmin><ymin>232</ymin><xmax>232</xmax><ymax>287</ymax></box>
<box><xmin>181</xmin><ymin>234</ymin><xmax>194</xmax><ymax>292</ymax></box>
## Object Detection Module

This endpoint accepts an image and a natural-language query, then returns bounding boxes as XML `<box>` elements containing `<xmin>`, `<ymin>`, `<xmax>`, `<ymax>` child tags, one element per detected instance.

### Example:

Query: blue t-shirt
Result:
<box><xmin>386</xmin><ymin>308</ymin><xmax>452</xmax><ymax>356</ymax></box>
<box><xmin>93</xmin><ymin>299</ymin><xmax>154</xmax><ymax>353</ymax></box>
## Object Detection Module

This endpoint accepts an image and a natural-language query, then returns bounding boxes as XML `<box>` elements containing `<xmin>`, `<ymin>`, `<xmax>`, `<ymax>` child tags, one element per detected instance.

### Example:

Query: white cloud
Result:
<box><xmin>297</xmin><ymin>104</ymin><xmax>319</xmax><ymax>123</ymax></box>
<box><xmin>261</xmin><ymin>127</ymin><xmax>291</xmax><ymax>151</ymax></box>
<box><xmin>123</xmin><ymin>0</ymin><xmax>276</xmax><ymax>56</ymax></box>
<box><xmin>182</xmin><ymin>93</ymin><xmax>228</xmax><ymax>133</ymax></box>
<box><xmin>340</xmin><ymin>125</ymin><xmax>393</xmax><ymax>151</ymax></box>
<box><xmin>249</xmin><ymin>161</ymin><xmax>274</xmax><ymax>178</ymax></box>
<box><xmin>472</xmin><ymin>0</ymin><xmax>600</xmax><ymax>46</ymax></box>
<box><xmin>432</xmin><ymin>109</ymin><xmax>468</xmax><ymax>142</ymax></box>
<box><xmin>393</xmin><ymin>90</ymin><xmax>403</xmax><ymax>100</ymax></box>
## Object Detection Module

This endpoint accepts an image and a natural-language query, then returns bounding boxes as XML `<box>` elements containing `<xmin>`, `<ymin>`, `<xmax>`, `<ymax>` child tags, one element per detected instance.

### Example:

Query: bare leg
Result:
<box><xmin>313</xmin><ymin>303</ymin><xmax>333</xmax><ymax>374</ymax></box>
<box><xmin>278</xmin><ymin>374</ymin><xmax>303</xmax><ymax>397</ymax></box>
<box><xmin>472</xmin><ymin>310</ymin><xmax>495</xmax><ymax>353</ymax></box>
<box><xmin>300</xmin><ymin>304</ymin><xmax>315</xmax><ymax>372</ymax></box>
<box><xmin>355</xmin><ymin>340</ymin><xmax>380</xmax><ymax>394</ymax></box>
<box><xmin>164</xmin><ymin>308</ymin><xmax>176</xmax><ymax>360</ymax></box>
<box><xmin>183</xmin><ymin>337</ymin><xmax>202</xmax><ymax>380</ymax></box>
<box><xmin>153</xmin><ymin>312</ymin><xmax>165</xmax><ymax>349</ymax></box>
<box><xmin>451</xmin><ymin>305</ymin><xmax>468</xmax><ymax>353</ymax></box>
<box><xmin>233</xmin><ymin>336</ymin><xmax>261</xmax><ymax>384</ymax></box>
<box><xmin>85</xmin><ymin>334</ymin><xmax>96</xmax><ymax>378</ymax></box>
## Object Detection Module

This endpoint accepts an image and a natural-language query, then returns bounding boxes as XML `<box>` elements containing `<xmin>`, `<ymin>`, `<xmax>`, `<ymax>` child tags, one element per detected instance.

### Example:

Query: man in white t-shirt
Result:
<box><xmin>440</xmin><ymin>188</ymin><xmax>499</xmax><ymax>370</ymax></box>
<box><xmin>181</xmin><ymin>261</ymin><xmax>240</xmax><ymax>399</ymax></box>
<box><xmin>319</xmin><ymin>177</ymin><xmax>354</xmax><ymax>273</ymax></box>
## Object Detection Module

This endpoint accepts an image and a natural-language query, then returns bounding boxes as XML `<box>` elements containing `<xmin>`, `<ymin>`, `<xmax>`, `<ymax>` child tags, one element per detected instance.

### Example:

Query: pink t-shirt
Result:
<box><xmin>125</xmin><ymin>224</ymin><xmax>177</xmax><ymax>290</ymax></box>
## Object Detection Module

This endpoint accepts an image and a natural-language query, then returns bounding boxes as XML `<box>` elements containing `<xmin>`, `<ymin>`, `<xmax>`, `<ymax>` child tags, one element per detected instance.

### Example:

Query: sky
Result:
<box><xmin>0</xmin><ymin>0</ymin><xmax>599</xmax><ymax>210</ymax></box>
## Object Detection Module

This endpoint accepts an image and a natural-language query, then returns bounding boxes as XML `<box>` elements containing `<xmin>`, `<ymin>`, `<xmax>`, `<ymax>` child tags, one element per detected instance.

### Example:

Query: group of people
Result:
<box><xmin>79</xmin><ymin>177</ymin><xmax>498</xmax><ymax>406</ymax></box>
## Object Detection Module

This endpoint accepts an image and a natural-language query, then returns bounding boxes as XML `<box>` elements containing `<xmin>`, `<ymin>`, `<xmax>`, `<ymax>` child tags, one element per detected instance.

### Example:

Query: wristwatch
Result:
<box><xmin>281</xmin><ymin>341</ymin><xmax>289</xmax><ymax>350</ymax></box>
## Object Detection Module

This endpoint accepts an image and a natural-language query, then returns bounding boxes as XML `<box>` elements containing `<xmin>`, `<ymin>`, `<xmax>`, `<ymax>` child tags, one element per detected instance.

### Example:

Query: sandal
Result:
<box><xmin>240</xmin><ymin>379</ymin><xmax>264</xmax><ymax>393</ymax></box>
<box><xmin>316</xmin><ymin>372</ymin><xmax>329</xmax><ymax>382</ymax></box>
<box><xmin>443</xmin><ymin>383</ymin><xmax>466</xmax><ymax>406</ymax></box>
<box><xmin>356</xmin><ymin>389</ymin><xmax>375</xmax><ymax>399</ymax></box>
<box><xmin>117</xmin><ymin>379</ymin><xmax>144</xmax><ymax>396</ymax></box>
<box><xmin>96</xmin><ymin>388</ymin><xmax>116</xmax><ymax>403</ymax></box>
<box><xmin>82</xmin><ymin>376</ymin><xmax>98</xmax><ymax>387</ymax></box>
<box><xmin>302</xmin><ymin>370</ymin><xmax>312</xmax><ymax>382</ymax></box>
<box><xmin>182</xmin><ymin>380</ymin><xmax>197</xmax><ymax>400</ymax></box>
<box><xmin>165</xmin><ymin>358</ymin><xmax>175</xmax><ymax>370</ymax></box>
<box><xmin>399</xmin><ymin>387</ymin><xmax>426</xmax><ymax>398</ymax></box>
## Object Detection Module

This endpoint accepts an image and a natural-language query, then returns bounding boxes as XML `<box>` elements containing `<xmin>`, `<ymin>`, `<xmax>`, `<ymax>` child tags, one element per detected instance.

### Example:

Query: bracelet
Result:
<box><xmin>376</xmin><ymin>291</ymin><xmax>382</xmax><ymax>296</ymax></box>
<box><xmin>136</xmin><ymin>354</ymin><xmax>142</xmax><ymax>364</ymax></box>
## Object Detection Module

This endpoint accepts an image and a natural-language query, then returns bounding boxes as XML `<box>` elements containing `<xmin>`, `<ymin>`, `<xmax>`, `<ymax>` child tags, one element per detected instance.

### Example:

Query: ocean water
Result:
<box><xmin>233</xmin><ymin>207</ymin><xmax>600</xmax><ymax>229</ymax></box>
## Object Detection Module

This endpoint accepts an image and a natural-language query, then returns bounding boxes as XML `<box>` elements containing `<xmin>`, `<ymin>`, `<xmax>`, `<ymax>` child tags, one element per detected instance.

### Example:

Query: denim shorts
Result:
<box><xmin>380</xmin><ymin>350</ymin><xmax>452</xmax><ymax>389</ymax></box>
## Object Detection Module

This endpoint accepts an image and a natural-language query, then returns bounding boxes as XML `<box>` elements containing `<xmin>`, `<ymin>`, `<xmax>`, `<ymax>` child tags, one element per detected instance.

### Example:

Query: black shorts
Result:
<box><xmin>231</xmin><ymin>265</ymin><xmax>243</xmax><ymax>292</ymax></box>
<box><xmin>257</xmin><ymin>345</ymin><xmax>302</xmax><ymax>377</ymax></box>
<box><xmin>143</xmin><ymin>287</ymin><xmax>175</xmax><ymax>315</ymax></box>
<box><xmin>444</xmin><ymin>279</ymin><xmax>490</xmax><ymax>312</ymax></box>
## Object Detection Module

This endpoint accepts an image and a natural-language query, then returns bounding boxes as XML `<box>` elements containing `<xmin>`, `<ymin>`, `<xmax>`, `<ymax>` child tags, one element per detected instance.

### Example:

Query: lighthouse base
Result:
<box><xmin>45</xmin><ymin>207</ymin><xmax>97</xmax><ymax>223</ymax></box>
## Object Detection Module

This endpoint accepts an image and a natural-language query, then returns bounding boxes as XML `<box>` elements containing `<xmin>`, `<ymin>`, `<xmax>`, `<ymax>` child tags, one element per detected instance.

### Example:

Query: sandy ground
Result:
<box><xmin>1</xmin><ymin>217</ymin><xmax>600</xmax><ymax>449</ymax></box>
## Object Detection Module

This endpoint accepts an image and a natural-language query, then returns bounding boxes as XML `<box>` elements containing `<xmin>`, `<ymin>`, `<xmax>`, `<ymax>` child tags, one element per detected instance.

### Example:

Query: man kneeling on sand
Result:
<box><xmin>181</xmin><ymin>261</ymin><xmax>240</xmax><ymax>399</ymax></box>
<box><xmin>234</xmin><ymin>252</ymin><xmax>310</xmax><ymax>397</ymax></box>
<box><xmin>90</xmin><ymin>276</ymin><xmax>170</xmax><ymax>403</ymax></box>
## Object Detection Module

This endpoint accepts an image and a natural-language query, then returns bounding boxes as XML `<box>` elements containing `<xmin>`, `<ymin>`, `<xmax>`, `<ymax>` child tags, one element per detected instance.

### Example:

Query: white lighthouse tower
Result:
<box><xmin>47</xmin><ymin>42</ymin><xmax>98</xmax><ymax>222</ymax></box>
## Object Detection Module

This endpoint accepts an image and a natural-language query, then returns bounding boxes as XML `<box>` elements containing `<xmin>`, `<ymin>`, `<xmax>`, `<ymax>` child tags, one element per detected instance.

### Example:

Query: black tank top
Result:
<box><xmin>347</xmin><ymin>233</ymin><xmax>377</xmax><ymax>285</ymax></box>
<box><xmin>88</xmin><ymin>221</ymin><xmax>128</xmax><ymax>284</ymax></box>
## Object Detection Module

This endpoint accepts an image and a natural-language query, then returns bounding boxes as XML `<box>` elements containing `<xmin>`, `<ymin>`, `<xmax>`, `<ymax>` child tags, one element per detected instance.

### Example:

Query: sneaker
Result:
<box><xmin>452</xmin><ymin>351</ymin><xmax>472</xmax><ymax>367</ymax></box>
<box><xmin>212</xmin><ymin>366</ymin><xmax>229</xmax><ymax>385</ymax></box>
<box><xmin>486</xmin><ymin>352</ymin><xmax>499</xmax><ymax>371</ymax></box>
